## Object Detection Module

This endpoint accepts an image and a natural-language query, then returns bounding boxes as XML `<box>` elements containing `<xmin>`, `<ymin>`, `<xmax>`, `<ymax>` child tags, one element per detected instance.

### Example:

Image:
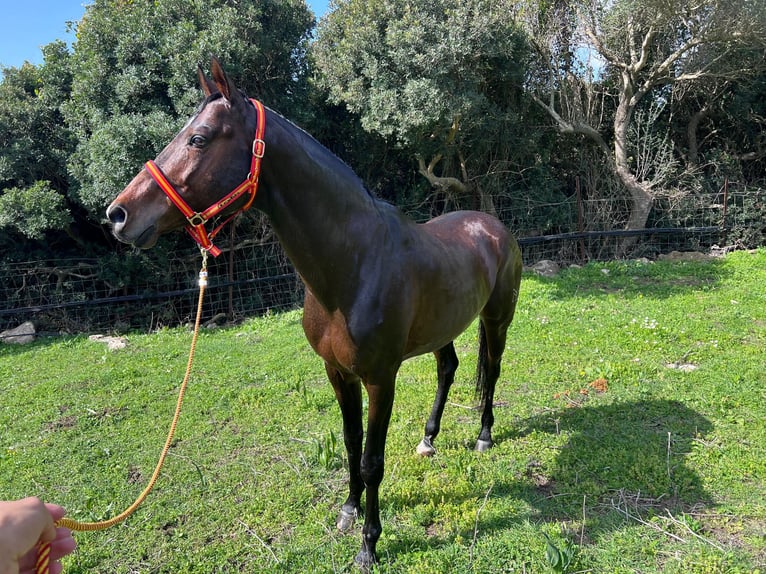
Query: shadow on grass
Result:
<box><xmin>502</xmin><ymin>398</ymin><xmax>713</xmax><ymax>510</ymax></box>
<box><xmin>384</xmin><ymin>399</ymin><xmax>713</xmax><ymax>560</ymax></box>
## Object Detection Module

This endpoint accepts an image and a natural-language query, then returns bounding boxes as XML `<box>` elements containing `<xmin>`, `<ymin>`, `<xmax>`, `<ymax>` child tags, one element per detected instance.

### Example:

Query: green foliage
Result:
<box><xmin>543</xmin><ymin>532</ymin><xmax>577</xmax><ymax>573</ymax></box>
<box><xmin>316</xmin><ymin>0</ymin><xmax>527</xmax><ymax>145</ymax></box>
<box><xmin>0</xmin><ymin>181</ymin><xmax>72</xmax><ymax>239</ymax></box>
<box><xmin>68</xmin><ymin>111</ymin><xmax>181</xmax><ymax>214</ymax></box>
<box><xmin>0</xmin><ymin>42</ymin><xmax>78</xmax><ymax>250</ymax></box>
<box><xmin>313</xmin><ymin>0</ymin><xmax>550</xmax><ymax>214</ymax></box>
<box><xmin>64</xmin><ymin>0</ymin><xmax>314</xmax><ymax>221</ymax></box>
<box><xmin>0</xmin><ymin>62</ymin><xmax>70</xmax><ymax>190</ymax></box>
<box><xmin>2</xmin><ymin>251</ymin><xmax>765</xmax><ymax>572</ymax></box>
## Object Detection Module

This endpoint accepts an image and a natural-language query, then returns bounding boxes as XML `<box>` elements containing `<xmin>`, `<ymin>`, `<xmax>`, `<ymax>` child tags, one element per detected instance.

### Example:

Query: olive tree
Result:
<box><xmin>0</xmin><ymin>42</ymin><xmax>76</xmax><ymax>242</ymax></box>
<box><xmin>527</xmin><ymin>0</ymin><xmax>766</xmax><ymax>237</ymax></box>
<box><xmin>313</xmin><ymin>0</ymin><xmax>533</xmax><ymax>214</ymax></box>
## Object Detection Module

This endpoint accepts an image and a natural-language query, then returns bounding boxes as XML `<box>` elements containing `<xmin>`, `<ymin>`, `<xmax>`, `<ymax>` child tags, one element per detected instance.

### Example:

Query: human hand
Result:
<box><xmin>0</xmin><ymin>497</ymin><xmax>76</xmax><ymax>574</ymax></box>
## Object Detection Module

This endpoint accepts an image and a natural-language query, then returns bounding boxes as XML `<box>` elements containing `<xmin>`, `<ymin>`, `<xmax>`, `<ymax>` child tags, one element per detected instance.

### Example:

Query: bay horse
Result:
<box><xmin>107</xmin><ymin>59</ymin><xmax>521</xmax><ymax>568</ymax></box>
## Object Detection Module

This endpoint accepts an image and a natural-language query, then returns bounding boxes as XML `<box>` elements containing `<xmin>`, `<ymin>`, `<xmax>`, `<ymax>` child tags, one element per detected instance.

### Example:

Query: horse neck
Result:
<box><xmin>257</xmin><ymin>110</ymin><xmax>385</xmax><ymax>306</ymax></box>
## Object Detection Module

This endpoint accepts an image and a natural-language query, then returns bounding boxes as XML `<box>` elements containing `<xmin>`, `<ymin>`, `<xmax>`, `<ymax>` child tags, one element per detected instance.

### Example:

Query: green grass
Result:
<box><xmin>1</xmin><ymin>249</ymin><xmax>765</xmax><ymax>573</ymax></box>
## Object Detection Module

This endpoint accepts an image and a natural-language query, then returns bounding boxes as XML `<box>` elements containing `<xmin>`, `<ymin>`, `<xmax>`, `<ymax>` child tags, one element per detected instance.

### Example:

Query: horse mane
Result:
<box><xmin>196</xmin><ymin>90</ymin><xmax>390</xmax><ymax>211</ymax></box>
<box><xmin>266</xmin><ymin>105</ymin><xmax>386</xmax><ymax>206</ymax></box>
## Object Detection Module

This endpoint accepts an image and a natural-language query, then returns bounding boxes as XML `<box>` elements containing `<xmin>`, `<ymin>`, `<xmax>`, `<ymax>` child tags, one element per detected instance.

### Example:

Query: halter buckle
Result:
<box><xmin>252</xmin><ymin>138</ymin><xmax>266</xmax><ymax>159</ymax></box>
<box><xmin>187</xmin><ymin>213</ymin><xmax>206</xmax><ymax>227</ymax></box>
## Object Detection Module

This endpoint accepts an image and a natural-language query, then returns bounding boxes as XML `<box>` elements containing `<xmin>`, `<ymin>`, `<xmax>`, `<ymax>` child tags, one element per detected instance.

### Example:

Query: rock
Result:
<box><xmin>665</xmin><ymin>362</ymin><xmax>698</xmax><ymax>372</ymax></box>
<box><xmin>0</xmin><ymin>321</ymin><xmax>36</xmax><ymax>344</ymax></box>
<box><xmin>88</xmin><ymin>334</ymin><xmax>128</xmax><ymax>350</ymax></box>
<box><xmin>204</xmin><ymin>312</ymin><xmax>228</xmax><ymax>328</ymax></box>
<box><xmin>530</xmin><ymin>260</ymin><xmax>560</xmax><ymax>278</ymax></box>
<box><xmin>658</xmin><ymin>251</ymin><xmax>711</xmax><ymax>262</ymax></box>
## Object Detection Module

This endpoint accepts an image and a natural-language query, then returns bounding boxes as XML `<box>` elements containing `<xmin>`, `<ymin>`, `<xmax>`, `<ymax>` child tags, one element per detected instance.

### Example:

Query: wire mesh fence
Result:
<box><xmin>0</xmin><ymin>185</ymin><xmax>762</xmax><ymax>336</ymax></box>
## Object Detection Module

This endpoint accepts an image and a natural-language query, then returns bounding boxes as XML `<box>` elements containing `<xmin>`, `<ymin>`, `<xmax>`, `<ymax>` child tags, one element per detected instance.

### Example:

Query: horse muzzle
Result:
<box><xmin>106</xmin><ymin>202</ymin><xmax>160</xmax><ymax>249</ymax></box>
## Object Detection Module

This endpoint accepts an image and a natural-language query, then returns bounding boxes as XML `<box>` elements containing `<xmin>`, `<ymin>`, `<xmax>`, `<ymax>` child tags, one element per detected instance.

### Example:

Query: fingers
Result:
<box><xmin>44</xmin><ymin>503</ymin><xmax>67</xmax><ymax>525</ymax></box>
<box><xmin>10</xmin><ymin>500</ymin><xmax>76</xmax><ymax>574</ymax></box>
<box><xmin>17</xmin><ymin>528</ymin><xmax>76</xmax><ymax>574</ymax></box>
<box><xmin>49</xmin><ymin>527</ymin><xmax>76</xmax><ymax>561</ymax></box>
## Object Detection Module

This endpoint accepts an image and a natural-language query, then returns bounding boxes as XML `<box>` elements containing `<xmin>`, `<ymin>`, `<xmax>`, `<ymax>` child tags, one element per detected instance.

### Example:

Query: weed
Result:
<box><xmin>543</xmin><ymin>532</ymin><xmax>577</xmax><ymax>573</ymax></box>
<box><xmin>315</xmin><ymin>430</ymin><xmax>339</xmax><ymax>470</ymax></box>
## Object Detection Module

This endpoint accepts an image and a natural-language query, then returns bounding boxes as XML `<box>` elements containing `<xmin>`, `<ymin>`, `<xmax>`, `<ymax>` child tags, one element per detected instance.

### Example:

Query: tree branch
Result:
<box><xmin>530</xmin><ymin>92</ymin><xmax>612</xmax><ymax>158</ymax></box>
<box><xmin>417</xmin><ymin>155</ymin><xmax>468</xmax><ymax>194</ymax></box>
<box><xmin>629</xmin><ymin>26</ymin><xmax>656</xmax><ymax>74</ymax></box>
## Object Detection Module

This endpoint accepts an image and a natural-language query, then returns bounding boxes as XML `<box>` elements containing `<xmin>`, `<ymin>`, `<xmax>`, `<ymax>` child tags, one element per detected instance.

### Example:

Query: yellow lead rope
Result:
<box><xmin>37</xmin><ymin>253</ymin><xmax>209</xmax><ymax>574</ymax></box>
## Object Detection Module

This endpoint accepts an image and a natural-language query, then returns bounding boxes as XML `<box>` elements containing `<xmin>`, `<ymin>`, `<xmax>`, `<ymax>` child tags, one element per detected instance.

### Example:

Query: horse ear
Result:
<box><xmin>210</xmin><ymin>57</ymin><xmax>240</xmax><ymax>104</ymax></box>
<box><xmin>198</xmin><ymin>64</ymin><xmax>216</xmax><ymax>98</ymax></box>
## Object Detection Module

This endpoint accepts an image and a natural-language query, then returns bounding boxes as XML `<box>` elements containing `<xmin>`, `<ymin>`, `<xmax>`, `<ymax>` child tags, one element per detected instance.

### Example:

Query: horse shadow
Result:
<box><xmin>498</xmin><ymin>398</ymin><xmax>713</xmax><ymax>509</ymax></box>
<box><xmin>384</xmin><ymin>398</ymin><xmax>713</xmax><ymax>558</ymax></box>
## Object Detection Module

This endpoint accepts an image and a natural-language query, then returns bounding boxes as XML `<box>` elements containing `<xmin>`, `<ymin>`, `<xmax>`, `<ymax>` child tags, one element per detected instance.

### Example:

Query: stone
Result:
<box><xmin>530</xmin><ymin>259</ymin><xmax>560</xmax><ymax>277</ymax></box>
<box><xmin>88</xmin><ymin>334</ymin><xmax>128</xmax><ymax>350</ymax></box>
<box><xmin>0</xmin><ymin>321</ymin><xmax>36</xmax><ymax>344</ymax></box>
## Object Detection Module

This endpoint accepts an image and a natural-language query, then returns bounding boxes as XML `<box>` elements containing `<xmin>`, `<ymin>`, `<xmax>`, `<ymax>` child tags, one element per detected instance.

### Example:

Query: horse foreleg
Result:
<box><xmin>356</xmin><ymin>376</ymin><xmax>396</xmax><ymax>568</ymax></box>
<box><xmin>326</xmin><ymin>364</ymin><xmax>364</xmax><ymax>532</ymax></box>
<box><xmin>417</xmin><ymin>342</ymin><xmax>458</xmax><ymax>456</ymax></box>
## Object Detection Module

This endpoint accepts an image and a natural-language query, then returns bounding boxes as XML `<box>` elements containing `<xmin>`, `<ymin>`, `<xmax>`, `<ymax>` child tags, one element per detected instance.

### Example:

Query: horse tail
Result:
<box><xmin>475</xmin><ymin>319</ymin><xmax>490</xmax><ymax>406</ymax></box>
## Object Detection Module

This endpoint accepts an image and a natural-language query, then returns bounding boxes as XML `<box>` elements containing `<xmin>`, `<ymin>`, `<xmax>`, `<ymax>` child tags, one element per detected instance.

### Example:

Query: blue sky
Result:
<box><xmin>0</xmin><ymin>0</ymin><xmax>330</xmax><ymax>70</ymax></box>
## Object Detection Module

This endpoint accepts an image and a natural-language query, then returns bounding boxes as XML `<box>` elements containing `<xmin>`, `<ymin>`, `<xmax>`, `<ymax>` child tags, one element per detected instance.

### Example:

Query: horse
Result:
<box><xmin>106</xmin><ymin>58</ymin><xmax>522</xmax><ymax>568</ymax></box>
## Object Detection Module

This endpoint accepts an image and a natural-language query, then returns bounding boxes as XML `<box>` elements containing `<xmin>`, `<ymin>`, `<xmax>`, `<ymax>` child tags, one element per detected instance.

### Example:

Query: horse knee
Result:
<box><xmin>360</xmin><ymin>454</ymin><xmax>384</xmax><ymax>486</ymax></box>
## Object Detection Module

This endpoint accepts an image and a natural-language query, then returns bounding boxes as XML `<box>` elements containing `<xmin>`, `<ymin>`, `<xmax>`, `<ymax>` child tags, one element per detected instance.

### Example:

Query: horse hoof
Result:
<box><xmin>336</xmin><ymin>508</ymin><xmax>358</xmax><ymax>532</ymax></box>
<box><xmin>475</xmin><ymin>438</ymin><xmax>493</xmax><ymax>452</ymax></box>
<box><xmin>416</xmin><ymin>437</ymin><xmax>436</xmax><ymax>457</ymax></box>
<box><xmin>354</xmin><ymin>549</ymin><xmax>377</xmax><ymax>571</ymax></box>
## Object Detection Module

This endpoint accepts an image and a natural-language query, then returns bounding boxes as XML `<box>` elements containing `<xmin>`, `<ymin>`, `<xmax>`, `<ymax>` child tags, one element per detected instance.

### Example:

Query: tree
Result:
<box><xmin>0</xmin><ymin>42</ymin><xmax>76</xmax><ymax>244</ymax></box>
<box><xmin>65</xmin><ymin>0</ymin><xmax>315</xmax><ymax>220</ymax></box>
<box><xmin>527</xmin><ymin>0</ymin><xmax>766</xmax><ymax>240</ymax></box>
<box><xmin>313</xmin><ymin>0</ymin><xmax>534</xmax><ymax>214</ymax></box>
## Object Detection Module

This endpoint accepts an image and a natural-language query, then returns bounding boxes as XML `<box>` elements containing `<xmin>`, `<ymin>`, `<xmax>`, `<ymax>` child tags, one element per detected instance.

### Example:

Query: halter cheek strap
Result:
<box><xmin>145</xmin><ymin>98</ymin><xmax>266</xmax><ymax>257</ymax></box>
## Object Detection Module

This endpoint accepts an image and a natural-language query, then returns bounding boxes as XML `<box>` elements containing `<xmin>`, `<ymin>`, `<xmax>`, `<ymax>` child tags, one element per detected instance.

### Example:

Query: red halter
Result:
<box><xmin>145</xmin><ymin>98</ymin><xmax>266</xmax><ymax>257</ymax></box>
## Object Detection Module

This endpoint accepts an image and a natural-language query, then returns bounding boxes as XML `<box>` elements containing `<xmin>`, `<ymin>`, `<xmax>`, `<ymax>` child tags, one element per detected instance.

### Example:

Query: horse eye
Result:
<box><xmin>189</xmin><ymin>134</ymin><xmax>207</xmax><ymax>148</ymax></box>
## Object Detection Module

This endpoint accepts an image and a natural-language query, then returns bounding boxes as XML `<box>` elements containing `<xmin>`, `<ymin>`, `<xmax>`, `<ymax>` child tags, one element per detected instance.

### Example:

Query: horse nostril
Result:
<box><xmin>107</xmin><ymin>204</ymin><xmax>127</xmax><ymax>227</ymax></box>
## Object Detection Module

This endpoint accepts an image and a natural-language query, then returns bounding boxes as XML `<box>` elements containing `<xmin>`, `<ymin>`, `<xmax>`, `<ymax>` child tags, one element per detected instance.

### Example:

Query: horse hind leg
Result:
<box><xmin>475</xmin><ymin>245</ymin><xmax>521</xmax><ymax>451</ymax></box>
<box><xmin>474</xmin><ymin>317</ymin><xmax>512</xmax><ymax>452</ymax></box>
<box><xmin>416</xmin><ymin>342</ymin><xmax>459</xmax><ymax>456</ymax></box>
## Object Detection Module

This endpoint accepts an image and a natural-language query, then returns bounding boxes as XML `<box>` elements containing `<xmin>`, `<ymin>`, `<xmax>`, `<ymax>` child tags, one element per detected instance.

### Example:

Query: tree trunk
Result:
<box><xmin>686</xmin><ymin>104</ymin><xmax>712</xmax><ymax>167</ymax></box>
<box><xmin>613</xmin><ymin>83</ymin><xmax>653</xmax><ymax>255</ymax></box>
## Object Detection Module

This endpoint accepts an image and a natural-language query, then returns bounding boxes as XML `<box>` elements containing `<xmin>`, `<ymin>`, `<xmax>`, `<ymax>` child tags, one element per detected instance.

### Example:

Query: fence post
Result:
<box><xmin>576</xmin><ymin>176</ymin><xmax>586</xmax><ymax>262</ymax></box>
<box><xmin>721</xmin><ymin>177</ymin><xmax>729</xmax><ymax>245</ymax></box>
<box><xmin>228</xmin><ymin>222</ymin><xmax>236</xmax><ymax>320</ymax></box>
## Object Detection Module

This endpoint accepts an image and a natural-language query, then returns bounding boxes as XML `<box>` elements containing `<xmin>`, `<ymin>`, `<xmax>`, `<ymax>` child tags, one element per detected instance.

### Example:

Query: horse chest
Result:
<box><xmin>302</xmin><ymin>290</ymin><xmax>405</xmax><ymax>376</ymax></box>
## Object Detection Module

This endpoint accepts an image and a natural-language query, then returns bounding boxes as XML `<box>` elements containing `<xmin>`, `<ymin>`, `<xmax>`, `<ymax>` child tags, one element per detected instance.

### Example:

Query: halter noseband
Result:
<box><xmin>145</xmin><ymin>98</ymin><xmax>266</xmax><ymax>257</ymax></box>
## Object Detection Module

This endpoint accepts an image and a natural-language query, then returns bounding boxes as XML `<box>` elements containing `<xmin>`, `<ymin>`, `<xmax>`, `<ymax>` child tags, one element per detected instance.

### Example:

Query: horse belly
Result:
<box><xmin>403</xmin><ymin>216</ymin><xmax>504</xmax><ymax>358</ymax></box>
<box><xmin>403</xmin><ymin>282</ymin><xmax>490</xmax><ymax>359</ymax></box>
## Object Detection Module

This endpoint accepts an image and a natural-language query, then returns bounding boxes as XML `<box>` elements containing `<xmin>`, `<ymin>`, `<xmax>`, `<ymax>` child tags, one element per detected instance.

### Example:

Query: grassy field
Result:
<box><xmin>1</xmin><ymin>249</ymin><xmax>765</xmax><ymax>573</ymax></box>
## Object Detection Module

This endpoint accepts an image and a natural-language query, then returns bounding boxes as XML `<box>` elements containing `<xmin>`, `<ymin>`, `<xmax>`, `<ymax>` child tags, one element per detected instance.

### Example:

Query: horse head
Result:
<box><xmin>106</xmin><ymin>59</ymin><xmax>260</xmax><ymax>251</ymax></box>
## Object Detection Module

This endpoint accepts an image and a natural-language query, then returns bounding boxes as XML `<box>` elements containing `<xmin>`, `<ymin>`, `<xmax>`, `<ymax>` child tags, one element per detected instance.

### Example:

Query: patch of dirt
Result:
<box><xmin>695</xmin><ymin>513</ymin><xmax>766</xmax><ymax>558</ymax></box>
<box><xmin>44</xmin><ymin>415</ymin><xmax>77</xmax><ymax>431</ymax></box>
<box><xmin>127</xmin><ymin>466</ymin><xmax>142</xmax><ymax>484</ymax></box>
<box><xmin>525</xmin><ymin>460</ymin><xmax>555</xmax><ymax>494</ymax></box>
